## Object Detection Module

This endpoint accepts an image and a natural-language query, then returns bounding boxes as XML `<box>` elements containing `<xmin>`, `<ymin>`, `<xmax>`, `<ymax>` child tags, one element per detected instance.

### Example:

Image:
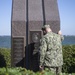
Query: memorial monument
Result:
<box><xmin>11</xmin><ymin>0</ymin><xmax>60</xmax><ymax>71</ymax></box>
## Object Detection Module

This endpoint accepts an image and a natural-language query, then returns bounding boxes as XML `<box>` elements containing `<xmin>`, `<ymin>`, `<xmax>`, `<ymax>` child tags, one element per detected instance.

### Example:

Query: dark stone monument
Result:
<box><xmin>11</xmin><ymin>0</ymin><xmax>60</xmax><ymax>71</ymax></box>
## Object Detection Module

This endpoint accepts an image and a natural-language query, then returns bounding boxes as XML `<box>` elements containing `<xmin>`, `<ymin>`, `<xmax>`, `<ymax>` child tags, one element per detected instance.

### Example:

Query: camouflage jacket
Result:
<box><xmin>39</xmin><ymin>32</ymin><xmax>64</xmax><ymax>67</ymax></box>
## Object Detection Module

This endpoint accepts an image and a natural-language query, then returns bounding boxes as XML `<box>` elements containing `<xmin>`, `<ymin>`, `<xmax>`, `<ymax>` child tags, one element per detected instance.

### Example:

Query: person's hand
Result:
<box><xmin>39</xmin><ymin>65</ymin><xmax>44</xmax><ymax>71</ymax></box>
<box><xmin>58</xmin><ymin>30</ymin><xmax>62</xmax><ymax>35</ymax></box>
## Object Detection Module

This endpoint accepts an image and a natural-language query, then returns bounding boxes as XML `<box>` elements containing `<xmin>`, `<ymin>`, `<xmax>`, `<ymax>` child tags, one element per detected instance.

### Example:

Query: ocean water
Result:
<box><xmin>62</xmin><ymin>35</ymin><xmax>75</xmax><ymax>45</ymax></box>
<box><xmin>0</xmin><ymin>35</ymin><xmax>75</xmax><ymax>48</ymax></box>
<box><xmin>0</xmin><ymin>36</ymin><xmax>11</xmax><ymax>48</ymax></box>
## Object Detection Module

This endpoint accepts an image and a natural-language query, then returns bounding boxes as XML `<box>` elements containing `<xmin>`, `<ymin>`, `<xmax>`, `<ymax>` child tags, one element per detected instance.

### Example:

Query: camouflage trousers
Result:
<box><xmin>44</xmin><ymin>66</ymin><xmax>62</xmax><ymax>75</ymax></box>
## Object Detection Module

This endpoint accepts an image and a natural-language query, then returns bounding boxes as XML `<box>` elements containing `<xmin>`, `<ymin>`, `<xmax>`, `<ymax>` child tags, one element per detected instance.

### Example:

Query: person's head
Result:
<box><xmin>41</xmin><ymin>25</ymin><xmax>52</xmax><ymax>35</ymax></box>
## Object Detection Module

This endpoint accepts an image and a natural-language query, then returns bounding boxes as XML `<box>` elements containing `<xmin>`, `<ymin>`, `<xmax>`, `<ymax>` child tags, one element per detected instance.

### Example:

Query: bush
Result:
<box><xmin>0</xmin><ymin>67</ymin><xmax>75</xmax><ymax>75</ymax></box>
<box><xmin>0</xmin><ymin>48</ymin><xmax>11</xmax><ymax>67</ymax></box>
<box><xmin>0</xmin><ymin>67</ymin><xmax>55</xmax><ymax>75</ymax></box>
<box><xmin>0</xmin><ymin>45</ymin><xmax>75</xmax><ymax>73</ymax></box>
<box><xmin>62</xmin><ymin>45</ymin><xmax>75</xmax><ymax>73</ymax></box>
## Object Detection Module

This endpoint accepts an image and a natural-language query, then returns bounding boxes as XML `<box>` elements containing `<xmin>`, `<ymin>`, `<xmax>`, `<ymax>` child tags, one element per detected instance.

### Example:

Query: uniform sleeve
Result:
<box><xmin>61</xmin><ymin>35</ymin><xmax>64</xmax><ymax>41</ymax></box>
<box><xmin>39</xmin><ymin>37</ymin><xmax>47</xmax><ymax>66</ymax></box>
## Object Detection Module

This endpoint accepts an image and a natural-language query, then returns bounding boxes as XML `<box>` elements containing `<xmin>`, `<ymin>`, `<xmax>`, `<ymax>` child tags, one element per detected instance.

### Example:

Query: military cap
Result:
<box><xmin>41</xmin><ymin>25</ymin><xmax>50</xmax><ymax>30</ymax></box>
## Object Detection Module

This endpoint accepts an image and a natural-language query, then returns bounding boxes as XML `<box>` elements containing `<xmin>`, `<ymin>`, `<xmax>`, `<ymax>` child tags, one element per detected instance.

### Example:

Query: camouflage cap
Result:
<box><xmin>41</xmin><ymin>25</ymin><xmax>50</xmax><ymax>30</ymax></box>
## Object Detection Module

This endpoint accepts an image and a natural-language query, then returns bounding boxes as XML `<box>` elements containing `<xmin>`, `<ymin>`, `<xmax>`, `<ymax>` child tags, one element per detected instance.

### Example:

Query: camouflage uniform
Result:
<box><xmin>39</xmin><ymin>31</ymin><xmax>64</xmax><ymax>75</ymax></box>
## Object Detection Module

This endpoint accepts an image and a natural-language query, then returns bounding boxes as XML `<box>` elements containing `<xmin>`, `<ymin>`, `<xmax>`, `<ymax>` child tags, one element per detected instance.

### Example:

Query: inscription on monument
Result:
<box><xmin>12</xmin><ymin>37</ymin><xmax>24</xmax><ymax>65</ymax></box>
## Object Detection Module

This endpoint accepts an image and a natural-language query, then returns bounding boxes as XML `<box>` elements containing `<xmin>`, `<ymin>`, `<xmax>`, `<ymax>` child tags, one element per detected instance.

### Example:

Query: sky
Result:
<box><xmin>0</xmin><ymin>0</ymin><xmax>75</xmax><ymax>35</ymax></box>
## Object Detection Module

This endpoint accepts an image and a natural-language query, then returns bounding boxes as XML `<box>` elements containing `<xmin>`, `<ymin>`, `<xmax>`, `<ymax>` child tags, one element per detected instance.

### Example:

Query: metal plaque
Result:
<box><xmin>29</xmin><ymin>31</ymin><xmax>42</xmax><ymax>71</ymax></box>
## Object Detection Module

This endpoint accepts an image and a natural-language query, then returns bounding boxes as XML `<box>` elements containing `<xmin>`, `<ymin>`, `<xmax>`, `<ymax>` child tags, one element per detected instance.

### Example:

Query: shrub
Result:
<box><xmin>0</xmin><ymin>67</ymin><xmax>59</xmax><ymax>75</ymax></box>
<box><xmin>0</xmin><ymin>67</ymin><xmax>75</xmax><ymax>75</ymax></box>
<box><xmin>0</xmin><ymin>48</ymin><xmax>11</xmax><ymax>67</ymax></box>
<box><xmin>62</xmin><ymin>45</ymin><xmax>75</xmax><ymax>73</ymax></box>
<box><xmin>0</xmin><ymin>45</ymin><xmax>75</xmax><ymax>73</ymax></box>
